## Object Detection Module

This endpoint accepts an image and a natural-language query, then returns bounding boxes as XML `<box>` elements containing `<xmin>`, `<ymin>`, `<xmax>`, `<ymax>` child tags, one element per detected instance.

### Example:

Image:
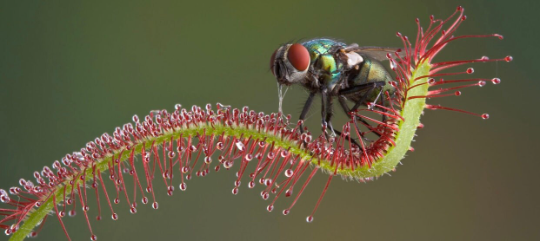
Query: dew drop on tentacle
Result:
<box><xmin>306</xmin><ymin>216</ymin><xmax>314</xmax><ymax>223</ymax></box>
<box><xmin>284</xmin><ymin>169</ymin><xmax>294</xmax><ymax>178</ymax></box>
<box><xmin>264</xmin><ymin>178</ymin><xmax>272</xmax><ymax>187</ymax></box>
<box><xmin>216</xmin><ymin>142</ymin><xmax>224</xmax><ymax>150</ymax></box>
<box><xmin>235</xmin><ymin>141</ymin><xmax>245</xmax><ymax>152</ymax></box>
<box><xmin>223</xmin><ymin>161</ymin><xmax>233</xmax><ymax>169</ymax></box>
<box><xmin>111</xmin><ymin>213</ymin><xmax>118</xmax><ymax>220</ymax></box>
<box><xmin>0</xmin><ymin>195</ymin><xmax>10</xmax><ymax>203</ymax></box>
<box><xmin>280</xmin><ymin>150</ymin><xmax>289</xmax><ymax>158</ymax></box>
<box><xmin>285</xmin><ymin>188</ymin><xmax>293</xmax><ymax>197</ymax></box>
<box><xmin>218</xmin><ymin>155</ymin><xmax>225</xmax><ymax>163</ymax></box>
<box><xmin>9</xmin><ymin>224</ymin><xmax>18</xmax><ymax>234</ymax></box>
<box><xmin>282</xmin><ymin>209</ymin><xmax>290</xmax><ymax>215</ymax></box>
<box><xmin>179</xmin><ymin>182</ymin><xmax>187</xmax><ymax>191</ymax></box>
<box><xmin>8</xmin><ymin>187</ymin><xmax>19</xmax><ymax>195</ymax></box>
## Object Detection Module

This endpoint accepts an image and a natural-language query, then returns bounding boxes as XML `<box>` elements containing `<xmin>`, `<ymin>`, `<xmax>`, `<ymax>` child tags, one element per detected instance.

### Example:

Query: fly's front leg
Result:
<box><xmin>320</xmin><ymin>87</ymin><xmax>333</xmax><ymax>140</ymax></box>
<box><xmin>324</xmin><ymin>92</ymin><xmax>338</xmax><ymax>139</ymax></box>
<box><xmin>299</xmin><ymin>92</ymin><xmax>316</xmax><ymax>135</ymax></box>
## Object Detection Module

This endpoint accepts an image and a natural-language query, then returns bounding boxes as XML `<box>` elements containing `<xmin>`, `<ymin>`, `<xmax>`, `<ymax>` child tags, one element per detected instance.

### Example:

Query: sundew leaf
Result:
<box><xmin>1</xmin><ymin>6</ymin><xmax>511</xmax><ymax>241</ymax></box>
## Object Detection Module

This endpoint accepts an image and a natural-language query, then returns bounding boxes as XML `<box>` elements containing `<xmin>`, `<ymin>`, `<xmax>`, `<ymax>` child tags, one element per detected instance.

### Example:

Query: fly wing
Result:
<box><xmin>355</xmin><ymin>46</ymin><xmax>406</xmax><ymax>62</ymax></box>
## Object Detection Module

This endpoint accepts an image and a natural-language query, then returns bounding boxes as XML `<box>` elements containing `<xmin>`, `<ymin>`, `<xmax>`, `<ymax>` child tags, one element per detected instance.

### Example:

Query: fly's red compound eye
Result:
<box><xmin>270</xmin><ymin>49</ymin><xmax>278</xmax><ymax>75</ymax></box>
<box><xmin>287</xmin><ymin>44</ymin><xmax>310</xmax><ymax>71</ymax></box>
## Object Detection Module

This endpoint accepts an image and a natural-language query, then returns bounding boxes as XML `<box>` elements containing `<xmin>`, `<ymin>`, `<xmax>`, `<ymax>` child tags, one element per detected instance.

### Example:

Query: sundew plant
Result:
<box><xmin>0</xmin><ymin>7</ymin><xmax>511</xmax><ymax>241</ymax></box>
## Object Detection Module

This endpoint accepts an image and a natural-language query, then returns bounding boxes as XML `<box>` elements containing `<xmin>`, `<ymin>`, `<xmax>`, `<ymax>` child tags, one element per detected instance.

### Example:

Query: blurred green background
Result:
<box><xmin>1</xmin><ymin>0</ymin><xmax>538</xmax><ymax>240</ymax></box>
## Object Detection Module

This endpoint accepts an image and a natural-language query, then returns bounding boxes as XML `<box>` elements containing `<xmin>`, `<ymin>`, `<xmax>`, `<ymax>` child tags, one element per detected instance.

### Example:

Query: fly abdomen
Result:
<box><xmin>345</xmin><ymin>56</ymin><xmax>394</xmax><ymax>104</ymax></box>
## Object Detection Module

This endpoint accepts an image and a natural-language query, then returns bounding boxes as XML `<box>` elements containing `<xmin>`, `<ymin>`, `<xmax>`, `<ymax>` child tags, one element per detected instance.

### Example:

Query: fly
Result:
<box><xmin>269</xmin><ymin>38</ymin><xmax>403</xmax><ymax>145</ymax></box>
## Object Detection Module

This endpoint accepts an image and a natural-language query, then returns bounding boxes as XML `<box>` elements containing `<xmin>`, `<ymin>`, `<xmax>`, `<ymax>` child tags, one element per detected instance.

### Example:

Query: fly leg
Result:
<box><xmin>348</xmin><ymin>81</ymin><xmax>386</xmax><ymax>112</ymax></box>
<box><xmin>320</xmin><ymin>87</ymin><xmax>335</xmax><ymax>141</ymax></box>
<box><xmin>378</xmin><ymin>89</ymin><xmax>389</xmax><ymax>123</ymax></box>
<box><xmin>359</xmin><ymin>85</ymin><xmax>389</xmax><ymax>123</ymax></box>
<box><xmin>326</xmin><ymin>95</ymin><xmax>362</xmax><ymax>149</ymax></box>
<box><xmin>337</xmin><ymin>96</ymin><xmax>367</xmax><ymax>148</ymax></box>
<box><xmin>321</xmin><ymin>87</ymin><xmax>359</xmax><ymax>146</ymax></box>
<box><xmin>299</xmin><ymin>92</ymin><xmax>316</xmax><ymax>133</ymax></box>
<box><xmin>323</xmin><ymin>91</ymin><xmax>348</xmax><ymax>141</ymax></box>
<box><xmin>338</xmin><ymin>95</ymin><xmax>374</xmax><ymax>134</ymax></box>
<box><xmin>338</xmin><ymin>81</ymin><xmax>386</xmax><ymax>140</ymax></box>
<box><xmin>298</xmin><ymin>92</ymin><xmax>316</xmax><ymax>147</ymax></box>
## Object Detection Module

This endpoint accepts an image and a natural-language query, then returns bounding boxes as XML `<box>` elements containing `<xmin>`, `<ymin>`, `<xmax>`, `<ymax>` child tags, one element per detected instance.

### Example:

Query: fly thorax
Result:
<box><xmin>316</xmin><ymin>54</ymin><xmax>342</xmax><ymax>91</ymax></box>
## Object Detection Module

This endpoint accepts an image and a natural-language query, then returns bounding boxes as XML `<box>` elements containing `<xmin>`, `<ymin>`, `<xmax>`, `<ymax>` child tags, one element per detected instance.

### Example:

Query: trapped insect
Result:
<box><xmin>270</xmin><ymin>38</ymin><xmax>404</xmax><ymax>144</ymax></box>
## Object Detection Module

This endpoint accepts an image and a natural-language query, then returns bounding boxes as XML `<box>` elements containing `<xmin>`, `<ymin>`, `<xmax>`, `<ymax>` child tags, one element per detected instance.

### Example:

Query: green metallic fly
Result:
<box><xmin>270</xmin><ymin>38</ymin><xmax>403</xmax><ymax>142</ymax></box>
